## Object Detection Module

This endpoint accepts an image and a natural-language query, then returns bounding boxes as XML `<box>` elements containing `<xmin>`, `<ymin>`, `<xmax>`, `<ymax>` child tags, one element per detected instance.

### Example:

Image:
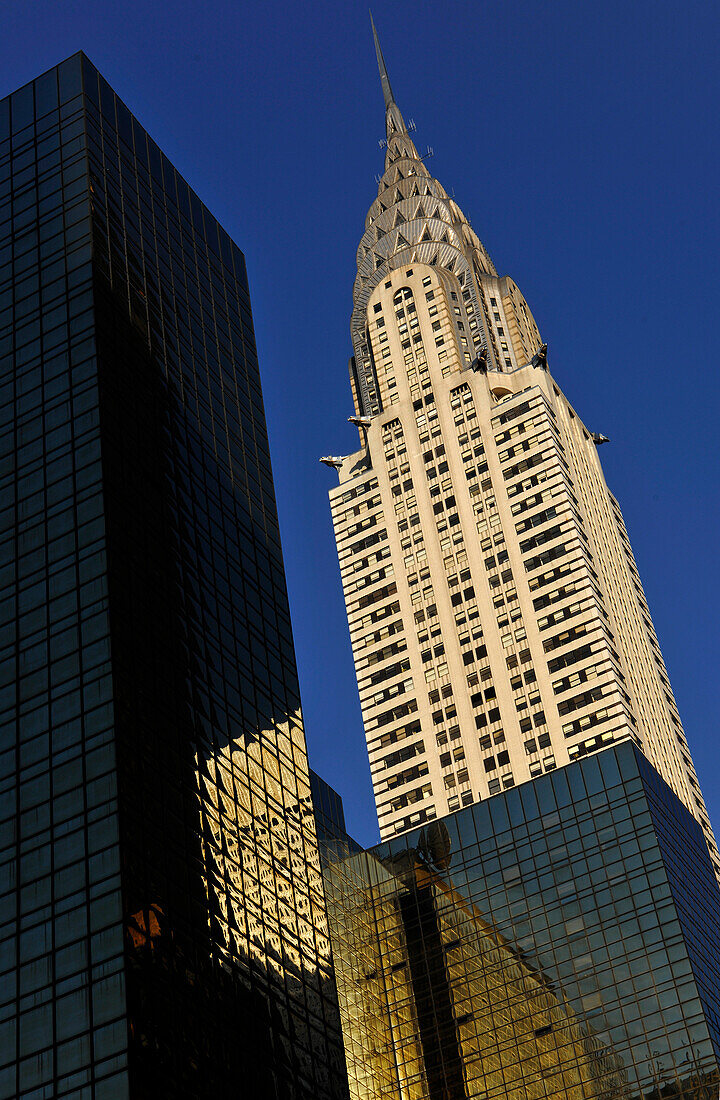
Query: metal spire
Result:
<box><xmin>370</xmin><ymin>12</ymin><xmax>395</xmax><ymax>110</ymax></box>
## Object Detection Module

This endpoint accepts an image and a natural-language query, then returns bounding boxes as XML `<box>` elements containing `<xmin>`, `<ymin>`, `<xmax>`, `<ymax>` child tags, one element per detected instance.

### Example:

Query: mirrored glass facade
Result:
<box><xmin>322</xmin><ymin>743</ymin><xmax>720</xmax><ymax>1100</ymax></box>
<box><xmin>0</xmin><ymin>54</ymin><xmax>348</xmax><ymax>1099</ymax></box>
<box><xmin>310</xmin><ymin>772</ymin><xmax>362</xmax><ymax>871</ymax></box>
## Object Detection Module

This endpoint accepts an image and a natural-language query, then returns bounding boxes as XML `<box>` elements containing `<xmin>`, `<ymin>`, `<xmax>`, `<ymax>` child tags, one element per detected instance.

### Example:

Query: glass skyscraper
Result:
<box><xmin>0</xmin><ymin>54</ymin><xmax>348</xmax><ymax>1099</ymax></box>
<box><xmin>321</xmin><ymin>743</ymin><xmax>720</xmax><ymax>1100</ymax></box>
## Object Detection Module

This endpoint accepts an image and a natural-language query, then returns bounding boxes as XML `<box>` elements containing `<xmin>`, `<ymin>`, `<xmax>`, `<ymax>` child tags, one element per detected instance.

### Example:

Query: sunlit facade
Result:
<box><xmin>326</xmin><ymin>26</ymin><xmax>719</xmax><ymax>877</ymax></box>
<box><xmin>0</xmin><ymin>55</ymin><xmax>348</xmax><ymax>1099</ymax></box>
<box><xmin>321</xmin><ymin>743</ymin><xmax>720</xmax><ymax>1100</ymax></box>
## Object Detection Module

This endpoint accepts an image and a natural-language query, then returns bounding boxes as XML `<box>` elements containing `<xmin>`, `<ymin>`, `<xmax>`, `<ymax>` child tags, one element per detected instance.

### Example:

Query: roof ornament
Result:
<box><xmin>370</xmin><ymin>12</ymin><xmax>409</xmax><ymax>139</ymax></box>
<box><xmin>532</xmin><ymin>343</ymin><xmax>549</xmax><ymax>370</ymax></box>
<box><xmin>471</xmin><ymin>347</ymin><xmax>489</xmax><ymax>373</ymax></box>
<box><xmin>348</xmin><ymin>415</ymin><xmax>372</xmax><ymax>447</ymax></box>
<box><xmin>370</xmin><ymin>11</ymin><xmax>395</xmax><ymax>110</ymax></box>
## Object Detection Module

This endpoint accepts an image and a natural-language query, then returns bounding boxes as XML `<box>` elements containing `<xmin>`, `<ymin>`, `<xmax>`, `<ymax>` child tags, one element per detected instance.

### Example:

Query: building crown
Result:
<box><xmin>349</xmin><ymin>18</ymin><xmax>497</xmax><ymax>417</ymax></box>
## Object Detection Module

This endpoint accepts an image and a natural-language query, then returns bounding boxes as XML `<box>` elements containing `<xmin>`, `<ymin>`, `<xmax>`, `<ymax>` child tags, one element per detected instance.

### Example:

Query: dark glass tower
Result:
<box><xmin>0</xmin><ymin>55</ymin><xmax>347</xmax><ymax>1100</ymax></box>
<box><xmin>322</xmin><ymin>743</ymin><xmax>720</xmax><ymax>1100</ymax></box>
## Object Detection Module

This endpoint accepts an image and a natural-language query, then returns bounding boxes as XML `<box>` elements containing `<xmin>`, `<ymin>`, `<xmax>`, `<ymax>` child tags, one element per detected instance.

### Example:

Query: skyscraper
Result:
<box><xmin>326</xmin><ymin>24</ymin><xmax>719</xmax><ymax>874</ymax></box>
<box><xmin>0</xmin><ymin>55</ymin><xmax>347</xmax><ymax>1099</ymax></box>
<box><xmin>321</xmin><ymin>743</ymin><xmax>720</xmax><ymax>1100</ymax></box>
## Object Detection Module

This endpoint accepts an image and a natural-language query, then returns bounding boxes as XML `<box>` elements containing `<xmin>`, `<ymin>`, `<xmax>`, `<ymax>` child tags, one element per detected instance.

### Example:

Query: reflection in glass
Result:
<box><xmin>321</xmin><ymin>746</ymin><xmax>720</xmax><ymax>1100</ymax></box>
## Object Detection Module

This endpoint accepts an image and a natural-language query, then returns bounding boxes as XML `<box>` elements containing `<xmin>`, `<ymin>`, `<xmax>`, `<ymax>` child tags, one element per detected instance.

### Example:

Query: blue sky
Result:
<box><xmin>2</xmin><ymin>0</ymin><xmax>719</xmax><ymax>846</ymax></box>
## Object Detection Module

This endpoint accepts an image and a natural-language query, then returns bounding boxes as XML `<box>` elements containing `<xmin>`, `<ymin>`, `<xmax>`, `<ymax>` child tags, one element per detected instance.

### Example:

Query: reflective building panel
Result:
<box><xmin>322</xmin><ymin>743</ymin><xmax>720</xmax><ymax>1100</ymax></box>
<box><xmin>311</xmin><ymin>771</ymin><xmax>363</xmax><ymax>870</ymax></box>
<box><xmin>0</xmin><ymin>55</ymin><xmax>348</xmax><ymax>1099</ymax></box>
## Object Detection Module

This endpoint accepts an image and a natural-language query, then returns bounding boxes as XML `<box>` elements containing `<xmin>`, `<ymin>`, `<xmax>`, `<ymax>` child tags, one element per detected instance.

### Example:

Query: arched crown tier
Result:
<box><xmin>351</xmin><ymin>20</ymin><xmax>507</xmax><ymax>416</ymax></box>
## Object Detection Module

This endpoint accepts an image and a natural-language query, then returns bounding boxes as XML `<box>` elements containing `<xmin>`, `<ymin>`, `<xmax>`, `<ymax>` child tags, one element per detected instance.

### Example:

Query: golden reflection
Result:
<box><xmin>127</xmin><ymin>903</ymin><xmax>165</xmax><ymax>949</ymax></box>
<box><xmin>189</xmin><ymin>707</ymin><xmax>342</xmax><ymax>1090</ymax></box>
<box><xmin>325</xmin><ymin>836</ymin><xmax>629</xmax><ymax>1100</ymax></box>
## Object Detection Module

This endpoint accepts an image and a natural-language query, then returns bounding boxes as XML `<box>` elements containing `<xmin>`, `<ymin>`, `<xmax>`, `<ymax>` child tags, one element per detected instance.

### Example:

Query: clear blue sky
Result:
<box><xmin>2</xmin><ymin>0</ymin><xmax>719</xmax><ymax>846</ymax></box>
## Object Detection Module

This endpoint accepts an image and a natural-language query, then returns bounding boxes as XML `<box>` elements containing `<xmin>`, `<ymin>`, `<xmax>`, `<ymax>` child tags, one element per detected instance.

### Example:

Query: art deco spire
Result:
<box><xmin>370</xmin><ymin>12</ymin><xmax>394</xmax><ymax>110</ymax></box>
<box><xmin>370</xmin><ymin>13</ymin><xmax>409</xmax><ymax>140</ymax></box>
<box><xmin>347</xmin><ymin>16</ymin><xmax>498</xmax><ymax>417</ymax></box>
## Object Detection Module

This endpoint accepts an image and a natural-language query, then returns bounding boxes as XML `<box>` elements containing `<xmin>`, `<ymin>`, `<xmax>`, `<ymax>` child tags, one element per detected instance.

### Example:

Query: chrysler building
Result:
<box><xmin>325</xmin><ymin>22</ymin><xmax>719</xmax><ymax>875</ymax></box>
